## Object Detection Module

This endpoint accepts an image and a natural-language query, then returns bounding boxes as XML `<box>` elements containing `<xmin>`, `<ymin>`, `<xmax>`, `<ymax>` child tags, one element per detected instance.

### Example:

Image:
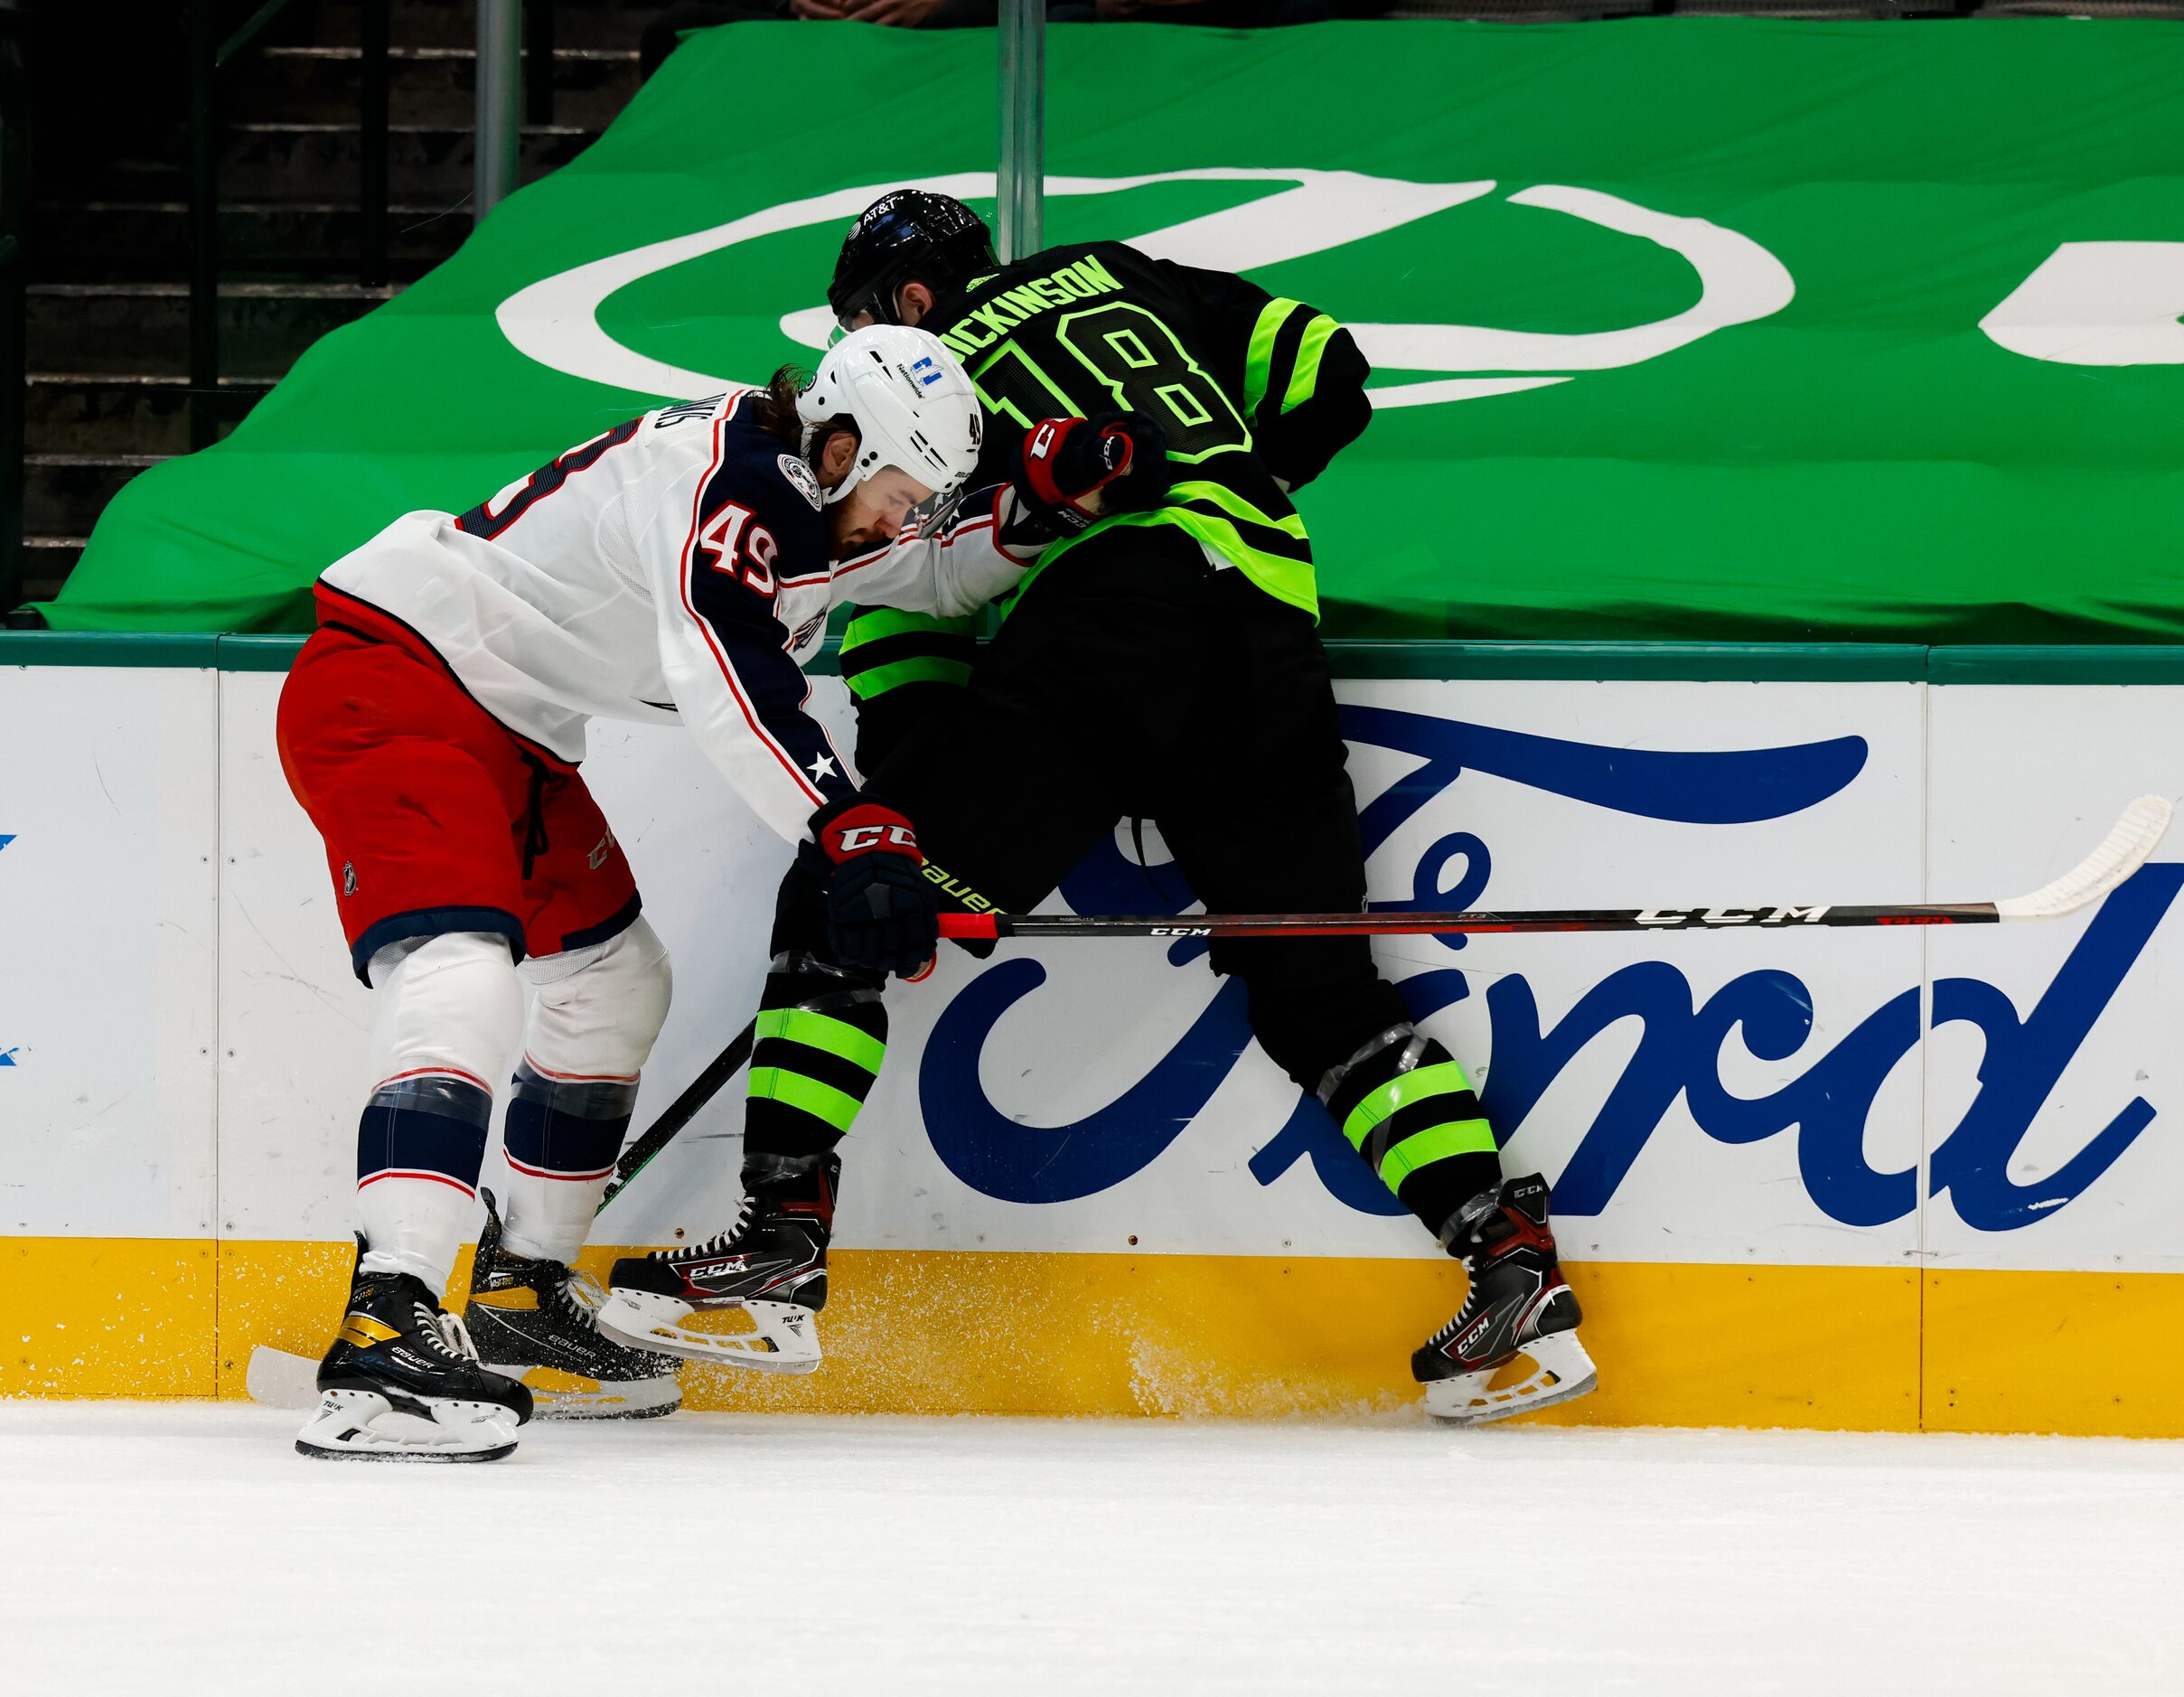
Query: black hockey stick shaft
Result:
<box><xmin>596</xmin><ymin>1017</ymin><xmax>755</xmax><ymax>1214</ymax></box>
<box><xmin>934</xmin><ymin>793</ymin><xmax>2175</xmax><ymax>940</ymax></box>
<box><xmin>940</xmin><ymin>904</ymin><xmax>1998</xmax><ymax>940</ymax></box>
<box><xmin>593</xmin><ymin>797</ymin><xmax>2166</xmax><ymax>1202</ymax></box>
<box><xmin>585</xmin><ymin>900</ymin><xmax>1984</xmax><ymax>1208</ymax></box>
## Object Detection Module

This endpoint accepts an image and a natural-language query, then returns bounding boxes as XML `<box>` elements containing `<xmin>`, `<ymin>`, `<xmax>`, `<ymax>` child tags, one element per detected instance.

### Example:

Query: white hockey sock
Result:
<box><xmin>358</xmin><ymin>1175</ymin><xmax>476</xmax><ymax>1294</ymax></box>
<box><xmin>500</xmin><ymin>917</ymin><xmax>671</xmax><ymax>1267</ymax></box>
<box><xmin>355</xmin><ymin>932</ymin><xmax>524</xmax><ymax>1295</ymax></box>
<box><xmin>496</xmin><ymin>1100</ymin><xmax>618</xmax><ymax>1269</ymax></box>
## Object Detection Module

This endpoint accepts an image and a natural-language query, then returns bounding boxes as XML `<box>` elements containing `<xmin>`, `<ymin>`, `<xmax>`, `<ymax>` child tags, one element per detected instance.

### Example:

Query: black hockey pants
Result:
<box><xmin>745</xmin><ymin>526</ymin><xmax>1503</xmax><ymax>1236</ymax></box>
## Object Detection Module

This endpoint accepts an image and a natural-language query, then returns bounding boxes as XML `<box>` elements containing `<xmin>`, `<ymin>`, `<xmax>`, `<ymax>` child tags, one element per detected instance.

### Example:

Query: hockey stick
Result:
<box><xmin>595</xmin><ymin>1016</ymin><xmax>755</xmax><ymax>1214</ymax></box>
<box><xmin>244</xmin><ymin>1345</ymin><xmax>321</xmax><ymax>1410</ymax></box>
<box><xmin>246</xmin><ymin>1020</ymin><xmax>758</xmax><ymax>1408</ymax></box>
<box><xmin>937</xmin><ymin>795</ymin><xmax>2174</xmax><ymax>942</ymax></box>
<box><xmin>556</xmin><ymin>793</ymin><xmax>2163</xmax><ymax>1247</ymax></box>
<box><xmin>248</xmin><ymin>795</ymin><xmax>2166</xmax><ymax>1404</ymax></box>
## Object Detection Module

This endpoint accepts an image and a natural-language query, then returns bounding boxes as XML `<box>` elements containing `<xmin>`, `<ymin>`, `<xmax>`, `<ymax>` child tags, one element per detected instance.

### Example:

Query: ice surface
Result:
<box><xmin>3</xmin><ymin>1403</ymin><xmax>2180</xmax><ymax>1695</ymax></box>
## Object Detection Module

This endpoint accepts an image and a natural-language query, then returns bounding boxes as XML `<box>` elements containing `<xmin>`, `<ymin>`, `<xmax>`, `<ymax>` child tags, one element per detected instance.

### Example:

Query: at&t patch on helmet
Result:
<box><xmin>778</xmin><ymin>453</ymin><xmax>823</xmax><ymax>511</ymax></box>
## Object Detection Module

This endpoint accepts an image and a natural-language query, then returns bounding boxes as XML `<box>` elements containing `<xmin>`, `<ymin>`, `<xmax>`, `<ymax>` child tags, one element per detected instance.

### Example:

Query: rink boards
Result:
<box><xmin>5</xmin><ymin>637</ymin><xmax>2184</xmax><ymax>1436</ymax></box>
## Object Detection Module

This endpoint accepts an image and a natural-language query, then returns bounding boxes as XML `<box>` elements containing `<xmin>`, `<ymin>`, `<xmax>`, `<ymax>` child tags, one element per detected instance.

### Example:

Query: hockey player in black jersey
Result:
<box><xmin>601</xmin><ymin>192</ymin><xmax>1595</xmax><ymax>1425</ymax></box>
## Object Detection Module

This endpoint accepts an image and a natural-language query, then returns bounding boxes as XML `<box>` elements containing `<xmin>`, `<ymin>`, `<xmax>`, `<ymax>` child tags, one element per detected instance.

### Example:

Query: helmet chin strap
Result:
<box><xmin>823</xmin><ymin>459</ymin><xmax>876</xmax><ymax>508</ymax></box>
<box><xmin>802</xmin><ymin>426</ymin><xmax>874</xmax><ymax>508</ymax></box>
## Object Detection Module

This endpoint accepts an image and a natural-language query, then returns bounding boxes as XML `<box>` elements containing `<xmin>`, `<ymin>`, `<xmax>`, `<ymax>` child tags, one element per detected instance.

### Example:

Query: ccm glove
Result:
<box><xmin>799</xmin><ymin>798</ymin><xmax>939</xmax><ymax>978</ymax></box>
<box><xmin>1010</xmin><ymin>411</ymin><xmax>1171</xmax><ymax>535</ymax></box>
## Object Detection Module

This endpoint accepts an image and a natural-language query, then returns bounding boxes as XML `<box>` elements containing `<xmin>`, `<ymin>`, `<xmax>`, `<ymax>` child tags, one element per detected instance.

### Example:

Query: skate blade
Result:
<box><xmin>295</xmin><ymin>1388</ymin><xmax>521</xmax><ymax>1461</ymax></box>
<box><xmin>597</xmin><ymin>1289</ymin><xmax>821</xmax><ymax>1374</ymax></box>
<box><xmin>1422</xmin><ymin>1331</ymin><xmax>1599</xmax><ymax>1428</ymax></box>
<box><xmin>501</xmin><ymin>1365</ymin><xmax>683</xmax><ymax>1420</ymax></box>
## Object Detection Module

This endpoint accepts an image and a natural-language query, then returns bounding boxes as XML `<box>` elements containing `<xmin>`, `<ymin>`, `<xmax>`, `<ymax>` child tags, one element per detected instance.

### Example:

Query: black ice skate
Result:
<box><xmin>296</xmin><ymin>1243</ymin><xmax>533</xmax><ymax>1461</ymax></box>
<box><xmin>461</xmin><ymin>1190</ymin><xmax>683</xmax><ymax>1420</ymax></box>
<box><xmin>597</xmin><ymin>1153</ymin><xmax>836</xmax><ymax>1374</ymax></box>
<box><xmin>1413</xmin><ymin>1174</ymin><xmax>1598</xmax><ymax>1427</ymax></box>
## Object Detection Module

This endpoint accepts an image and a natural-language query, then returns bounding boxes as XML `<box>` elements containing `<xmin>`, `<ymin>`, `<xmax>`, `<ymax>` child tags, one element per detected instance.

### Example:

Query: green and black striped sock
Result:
<box><xmin>744</xmin><ymin>953</ymin><xmax>888</xmax><ymax>1165</ymax></box>
<box><xmin>1318</xmin><ymin>1024</ymin><xmax>1501</xmax><ymax>1239</ymax></box>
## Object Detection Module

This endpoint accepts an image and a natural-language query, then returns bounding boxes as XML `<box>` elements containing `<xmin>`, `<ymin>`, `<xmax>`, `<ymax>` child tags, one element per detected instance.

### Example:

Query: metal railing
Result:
<box><xmin>187</xmin><ymin>0</ymin><xmax>391</xmax><ymax>453</ymax></box>
<box><xmin>997</xmin><ymin>0</ymin><xmax>1045</xmax><ymax>261</ymax></box>
<box><xmin>476</xmin><ymin>0</ymin><xmax>522</xmax><ymax>218</ymax></box>
<box><xmin>185</xmin><ymin>0</ymin><xmax>550</xmax><ymax>451</ymax></box>
<box><xmin>475</xmin><ymin>1</ymin><xmax>559</xmax><ymax>220</ymax></box>
<box><xmin>0</xmin><ymin>0</ymin><xmax>23</xmax><ymax>616</ymax></box>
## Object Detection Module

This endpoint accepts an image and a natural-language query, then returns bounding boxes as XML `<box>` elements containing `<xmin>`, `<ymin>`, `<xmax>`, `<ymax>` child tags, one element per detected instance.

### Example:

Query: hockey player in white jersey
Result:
<box><xmin>276</xmin><ymin>327</ymin><xmax>1040</xmax><ymax>1459</ymax></box>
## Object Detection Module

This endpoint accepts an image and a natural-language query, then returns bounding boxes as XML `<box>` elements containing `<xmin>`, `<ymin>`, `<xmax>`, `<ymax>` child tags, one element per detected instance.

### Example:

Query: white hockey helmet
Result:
<box><xmin>796</xmin><ymin>324</ymin><xmax>983</xmax><ymax>507</ymax></box>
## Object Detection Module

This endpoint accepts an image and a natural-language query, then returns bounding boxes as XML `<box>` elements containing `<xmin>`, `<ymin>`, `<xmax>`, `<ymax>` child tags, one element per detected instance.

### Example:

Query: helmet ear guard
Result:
<box><xmin>796</xmin><ymin>326</ymin><xmax>983</xmax><ymax>508</ymax></box>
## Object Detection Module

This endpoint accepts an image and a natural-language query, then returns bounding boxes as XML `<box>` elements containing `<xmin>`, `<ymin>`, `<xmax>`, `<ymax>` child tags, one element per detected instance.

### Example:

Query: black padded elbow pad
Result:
<box><xmin>1257</xmin><ymin>329</ymin><xmax>1373</xmax><ymax>492</ymax></box>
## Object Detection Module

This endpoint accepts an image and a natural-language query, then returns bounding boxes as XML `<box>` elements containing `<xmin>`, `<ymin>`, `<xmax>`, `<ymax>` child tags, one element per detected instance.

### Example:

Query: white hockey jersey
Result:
<box><xmin>316</xmin><ymin>388</ymin><xmax>1029</xmax><ymax>842</ymax></box>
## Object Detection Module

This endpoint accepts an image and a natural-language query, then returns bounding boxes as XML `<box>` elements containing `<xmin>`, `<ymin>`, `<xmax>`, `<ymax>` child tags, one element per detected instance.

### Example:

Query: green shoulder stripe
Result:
<box><xmin>1242</xmin><ymin>297</ymin><xmax>1306</xmax><ymax>417</ymax></box>
<box><xmin>1282</xmin><ymin>314</ymin><xmax>1340</xmax><ymax>415</ymax></box>
<box><xmin>1167</xmin><ymin>479</ymin><xmax>1308</xmax><ymax>540</ymax></box>
<box><xmin>1026</xmin><ymin>505</ymin><xmax>1318</xmax><ymax>623</ymax></box>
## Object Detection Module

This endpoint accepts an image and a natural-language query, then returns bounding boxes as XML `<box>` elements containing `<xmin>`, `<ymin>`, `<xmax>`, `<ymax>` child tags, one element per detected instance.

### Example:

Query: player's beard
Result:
<box><xmin>827</xmin><ymin>507</ymin><xmax>884</xmax><ymax>558</ymax></box>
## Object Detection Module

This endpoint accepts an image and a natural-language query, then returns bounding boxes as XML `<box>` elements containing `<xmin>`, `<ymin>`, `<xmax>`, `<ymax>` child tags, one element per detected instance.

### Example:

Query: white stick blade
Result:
<box><xmin>1994</xmin><ymin>794</ymin><xmax>2174</xmax><ymax>921</ymax></box>
<box><xmin>245</xmin><ymin>1345</ymin><xmax>322</xmax><ymax>1410</ymax></box>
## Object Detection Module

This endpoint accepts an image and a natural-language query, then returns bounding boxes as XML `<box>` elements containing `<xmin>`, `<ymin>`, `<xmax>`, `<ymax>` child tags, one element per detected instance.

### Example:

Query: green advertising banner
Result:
<box><xmin>41</xmin><ymin>19</ymin><xmax>2184</xmax><ymax>641</ymax></box>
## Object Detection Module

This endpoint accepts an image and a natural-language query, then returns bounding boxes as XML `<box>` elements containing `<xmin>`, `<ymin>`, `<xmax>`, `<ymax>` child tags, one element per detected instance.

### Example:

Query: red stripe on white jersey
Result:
<box><xmin>832</xmin><ymin>492</ymin><xmax>1003</xmax><ymax>581</ymax></box>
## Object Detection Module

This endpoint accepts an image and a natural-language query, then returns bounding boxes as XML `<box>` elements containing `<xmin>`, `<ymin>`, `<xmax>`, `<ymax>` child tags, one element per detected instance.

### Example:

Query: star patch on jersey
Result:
<box><xmin>778</xmin><ymin>453</ymin><xmax>823</xmax><ymax>511</ymax></box>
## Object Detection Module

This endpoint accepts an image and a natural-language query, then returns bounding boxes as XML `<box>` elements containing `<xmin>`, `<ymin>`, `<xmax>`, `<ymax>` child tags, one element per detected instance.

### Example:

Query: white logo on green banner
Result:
<box><xmin>496</xmin><ymin>170</ymin><xmax>1797</xmax><ymax>410</ymax></box>
<box><xmin>49</xmin><ymin>23</ymin><xmax>2184</xmax><ymax>639</ymax></box>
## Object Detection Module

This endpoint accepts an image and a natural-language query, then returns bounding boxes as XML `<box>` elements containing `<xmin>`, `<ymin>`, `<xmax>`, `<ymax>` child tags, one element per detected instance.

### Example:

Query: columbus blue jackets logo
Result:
<box><xmin>777</xmin><ymin>453</ymin><xmax>822</xmax><ymax>511</ymax></box>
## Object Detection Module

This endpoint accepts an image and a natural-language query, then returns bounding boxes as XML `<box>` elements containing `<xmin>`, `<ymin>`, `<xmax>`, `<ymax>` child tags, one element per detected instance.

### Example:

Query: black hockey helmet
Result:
<box><xmin>828</xmin><ymin>191</ymin><xmax>997</xmax><ymax>330</ymax></box>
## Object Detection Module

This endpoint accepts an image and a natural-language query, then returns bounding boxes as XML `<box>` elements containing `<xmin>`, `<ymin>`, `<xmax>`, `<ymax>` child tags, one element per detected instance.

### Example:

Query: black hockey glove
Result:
<box><xmin>1010</xmin><ymin>411</ymin><xmax>1171</xmax><ymax>535</ymax></box>
<box><xmin>799</xmin><ymin>798</ymin><xmax>939</xmax><ymax>979</ymax></box>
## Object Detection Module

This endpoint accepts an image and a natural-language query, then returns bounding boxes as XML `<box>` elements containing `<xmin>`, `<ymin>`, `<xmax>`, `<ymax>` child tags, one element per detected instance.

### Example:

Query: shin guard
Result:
<box><xmin>355</xmin><ymin>1073</ymin><xmax>494</xmax><ymax>1292</ymax></box>
<box><xmin>1317</xmin><ymin>1023</ymin><xmax>1501</xmax><ymax>1235</ymax></box>
<box><xmin>356</xmin><ymin>932</ymin><xmax>523</xmax><ymax>1291</ymax></box>
<box><xmin>499</xmin><ymin>916</ymin><xmax>671</xmax><ymax>1263</ymax></box>
<box><xmin>745</xmin><ymin>952</ymin><xmax>887</xmax><ymax>1164</ymax></box>
<box><xmin>498</xmin><ymin>1062</ymin><xmax>638</xmax><ymax>1265</ymax></box>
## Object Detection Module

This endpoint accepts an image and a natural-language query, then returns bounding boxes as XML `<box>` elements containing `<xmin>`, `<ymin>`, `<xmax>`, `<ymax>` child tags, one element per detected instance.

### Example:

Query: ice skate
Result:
<box><xmin>296</xmin><ymin>1244</ymin><xmax>533</xmax><ymax>1461</ymax></box>
<box><xmin>597</xmin><ymin>1153</ymin><xmax>835</xmax><ymax>1373</ymax></box>
<box><xmin>461</xmin><ymin>1189</ymin><xmax>682</xmax><ymax>1420</ymax></box>
<box><xmin>1414</xmin><ymin>1174</ymin><xmax>1598</xmax><ymax>1427</ymax></box>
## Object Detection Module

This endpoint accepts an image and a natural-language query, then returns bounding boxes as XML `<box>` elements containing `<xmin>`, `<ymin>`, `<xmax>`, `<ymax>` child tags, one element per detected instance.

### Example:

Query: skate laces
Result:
<box><xmin>1427</xmin><ymin>1213</ymin><xmax>1555</xmax><ymax>1352</ymax></box>
<box><xmin>559</xmin><ymin>1268</ymin><xmax>609</xmax><ymax>1315</ymax></box>
<box><xmin>417</xmin><ymin>1303</ymin><xmax>484</xmax><ymax>1364</ymax></box>
<box><xmin>662</xmin><ymin>1196</ymin><xmax>756</xmax><ymax>1262</ymax></box>
<box><xmin>1426</xmin><ymin>1288</ymin><xmax>1487</xmax><ymax>1350</ymax></box>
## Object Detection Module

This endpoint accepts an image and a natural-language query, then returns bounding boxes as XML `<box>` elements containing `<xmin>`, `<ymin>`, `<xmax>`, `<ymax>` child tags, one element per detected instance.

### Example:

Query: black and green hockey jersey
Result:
<box><xmin>928</xmin><ymin>240</ymin><xmax>1372</xmax><ymax>621</ymax></box>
